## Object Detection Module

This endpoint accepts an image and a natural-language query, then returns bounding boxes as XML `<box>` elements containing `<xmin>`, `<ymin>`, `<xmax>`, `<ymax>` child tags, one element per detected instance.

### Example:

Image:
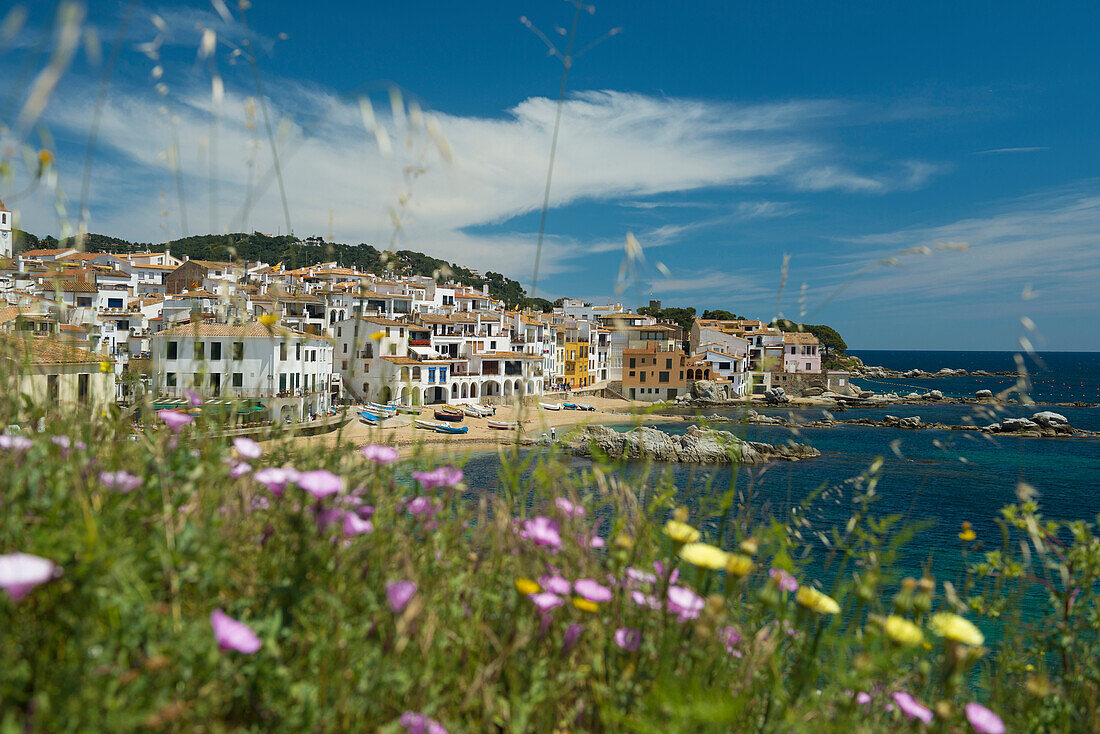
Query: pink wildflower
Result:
<box><xmin>521</xmin><ymin>516</ymin><xmax>562</xmax><ymax>550</ymax></box>
<box><xmin>721</xmin><ymin>625</ymin><xmax>743</xmax><ymax>656</ymax></box>
<box><xmin>614</xmin><ymin>627</ymin><xmax>641</xmax><ymax>652</ymax></box>
<box><xmin>0</xmin><ymin>553</ymin><xmax>59</xmax><ymax>602</ymax></box>
<box><xmin>0</xmin><ymin>434</ymin><xmax>32</xmax><ymax>452</ymax></box>
<box><xmin>631</xmin><ymin>590</ymin><xmax>660</xmax><ymax>610</ymax></box>
<box><xmin>769</xmin><ymin>568</ymin><xmax>799</xmax><ymax>592</ymax></box>
<box><xmin>892</xmin><ymin>692</ymin><xmax>933</xmax><ymax>724</ymax></box>
<box><xmin>554</xmin><ymin>497</ymin><xmax>586</xmax><ymax>517</ymax></box>
<box><xmin>297</xmin><ymin>469</ymin><xmax>344</xmax><ymax>498</ymax></box>
<box><xmin>387</xmin><ymin>580</ymin><xmax>417</xmax><ymax>613</ymax></box>
<box><xmin>253</xmin><ymin>467</ymin><xmax>297</xmax><ymax>496</ymax></box>
<box><xmin>233</xmin><ymin>437</ymin><xmax>262</xmax><ymax>459</ymax></box>
<box><xmin>573</xmin><ymin>578</ymin><xmax>612</xmax><ymax>603</ymax></box>
<box><xmin>654</xmin><ymin>560</ymin><xmax>680</xmax><ymax>585</ymax></box>
<box><xmin>361</xmin><ymin>444</ymin><xmax>399</xmax><ymax>464</ymax></box>
<box><xmin>399</xmin><ymin>711</ymin><xmax>447</xmax><ymax>734</ymax></box>
<box><xmin>625</xmin><ymin>567</ymin><xmax>657</xmax><ymax>585</ymax></box>
<box><xmin>965</xmin><ymin>703</ymin><xmax>1005</xmax><ymax>734</ymax></box>
<box><xmin>158</xmin><ymin>409</ymin><xmax>194</xmax><ymax>432</ymax></box>
<box><xmin>563</xmin><ymin>622</ymin><xmax>584</xmax><ymax>653</ymax></box>
<box><xmin>667</xmin><ymin>585</ymin><xmax>705</xmax><ymax>621</ymax></box>
<box><xmin>405</xmin><ymin>496</ymin><xmax>439</xmax><ymax>519</ymax></box>
<box><xmin>412</xmin><ymin>466</ymin><xmax>463</xmax><ymax>490</ymax></box>
<box><xmin>343</xmin><ymin>513</ymin><xmax>374</xmax><ymax>536</ymax></box>
<box><xmin>856</xmin><ymin>692</ymin><xmax>873</xmax><ymax>706</ymax></box>
<box><xmin>529</xmin><ymin>592</ymin><xmax>564</xmax><ymax>613</ymax></box>
<box><xmin>540</xmin><ymin>575</ymin><xmax>572</xmax><ymax>595</ymax></box>
<box><xmin>229</xmin><ymin>461</ymin><xmax>251</xmax><ymax>478</ymax></box>
<box><xmin>185</xmin><ymin>388</ymin><xmax>204</xmax><ymax>407</ymax></box>
<box><xmin>99</xmin><ymin>470</ymin><xmax>142</xmax><ymax>493</ymax></box>
<box><xmin>210</xmin><ymin>609</ymin><xmax>262</xmax><ymax>654</ymax></box>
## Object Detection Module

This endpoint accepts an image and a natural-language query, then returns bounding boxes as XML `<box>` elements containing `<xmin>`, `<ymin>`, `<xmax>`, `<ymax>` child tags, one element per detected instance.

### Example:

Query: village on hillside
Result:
<box><xmin>0</xmin><ymin>201</ymin><xmax>854</xmax><ymax>423</ymax></box>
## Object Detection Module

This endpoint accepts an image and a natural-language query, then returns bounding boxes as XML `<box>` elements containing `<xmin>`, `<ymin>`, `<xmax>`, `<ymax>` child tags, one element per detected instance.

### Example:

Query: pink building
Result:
<box><xmin>782</xmin><ymin>332</ymin><xmax>821</xmax><ymax>373</ymax></box>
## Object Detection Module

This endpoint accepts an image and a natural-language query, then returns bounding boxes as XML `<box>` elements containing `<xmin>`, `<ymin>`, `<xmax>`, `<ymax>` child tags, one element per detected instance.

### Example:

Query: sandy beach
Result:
<box><xmin>286</xmin><ymin>395</ymin><xmax>657</xmax><ymax>458</ymax></box>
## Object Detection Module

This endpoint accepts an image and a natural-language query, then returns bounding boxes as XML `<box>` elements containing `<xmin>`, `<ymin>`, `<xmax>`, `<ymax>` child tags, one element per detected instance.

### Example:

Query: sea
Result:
<box><xmin>459</xmin><ymin>351</ymin><xmax>1100</xmax><ymax>586</ymax></box>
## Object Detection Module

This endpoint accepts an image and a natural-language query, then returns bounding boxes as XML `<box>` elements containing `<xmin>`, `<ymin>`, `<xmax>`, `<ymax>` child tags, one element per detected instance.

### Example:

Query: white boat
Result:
<box><xmin>367</xmin><ymin>402</ymin><xmax>397</xmax><ymax>416</ymax></box>
<box><xmin>414</xmin><ymin>419</ymin><xmax>438</xmax><ymax>430</ymax></box>
<box><xmin>539</xmin><ymin>402</ymin><xmax>562</xmax><ymax>411</ymax></box>
<box><xmin>463</xmin><ymin>405</ymin><xmax>493</xmax><ymax>417</ymax></box>
<box><xmin>487</xmin><ymin>419</ymin><xmax>519</xmax><ymax>430</ymax></box>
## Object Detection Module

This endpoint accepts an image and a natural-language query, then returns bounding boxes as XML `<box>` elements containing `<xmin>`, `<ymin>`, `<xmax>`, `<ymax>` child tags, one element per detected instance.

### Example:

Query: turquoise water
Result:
<box><xmin>461</xmin><ymin>350</ymin><xmax>1100</xmax><ymax>580</ymax></box>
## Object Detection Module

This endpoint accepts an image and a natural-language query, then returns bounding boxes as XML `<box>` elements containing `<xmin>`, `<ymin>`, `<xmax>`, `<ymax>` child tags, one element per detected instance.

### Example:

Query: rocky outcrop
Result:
<box><xmin>852</xmin><ymin>365</ymin><xmax>1016</xmax><ymax>379</ymax></box>
<box><xmin>984</xmin><ymin>411</ymin><xmax>1075</xmax><ymax>437</ymax></box>
<box><xmin>764</xmin><ymin>387</ymin><xmax>791</xmax><ymax>404</ymax></box>
<box><xmin>975</xmin><ymin>389</ymin><xmax>994</xmax><ymax>399</ymax></box>
<box><xmin>565</xmin><ymin>424</ymin><xmax>819</xmax><ymax>465</ymax></box>
<box><xmin>691</xmin><ymin>379</ymin><xmax>723</xmax><ymax>403</ymax></box>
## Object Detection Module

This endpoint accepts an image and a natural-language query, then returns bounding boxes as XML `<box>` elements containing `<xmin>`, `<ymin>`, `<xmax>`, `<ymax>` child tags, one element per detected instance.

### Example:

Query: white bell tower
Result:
<box><xmin>0</xmin><ymin>199</ymin><xmax>11</xmax><ymax>258</ymax></box>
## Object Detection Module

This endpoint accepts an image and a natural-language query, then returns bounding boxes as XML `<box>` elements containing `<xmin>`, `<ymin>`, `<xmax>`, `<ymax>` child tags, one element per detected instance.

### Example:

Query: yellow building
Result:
<box><xmin>558</xmin><ymin>325</ymin><xmax>590</xmax><ymax>388</ymax></box>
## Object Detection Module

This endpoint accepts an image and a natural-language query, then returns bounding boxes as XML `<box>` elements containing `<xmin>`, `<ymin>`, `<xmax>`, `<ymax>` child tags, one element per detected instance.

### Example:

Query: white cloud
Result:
<box><xmin>7</xmin><ymin>63</ymin><xmax>945</xmax><ymax>285</ymax></box>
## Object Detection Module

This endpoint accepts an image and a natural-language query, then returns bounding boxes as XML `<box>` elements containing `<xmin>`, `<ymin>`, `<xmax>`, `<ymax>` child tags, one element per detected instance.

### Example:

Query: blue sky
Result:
<box><xmin>2</xmin><ymin>0</ymin><xmax>1099</xmax><ymax>349</ymax></box>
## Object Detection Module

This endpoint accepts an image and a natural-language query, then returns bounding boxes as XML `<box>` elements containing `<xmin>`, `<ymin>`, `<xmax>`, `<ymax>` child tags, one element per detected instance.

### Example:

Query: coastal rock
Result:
<box><xmin>764</xmin><ymin>387</ymin><xmax>790</xmax><ymax>404</ymax></box>
<box><xmin>924</xmin><ymin>390</ymin><xmax>944</xmax><ymax>400</ymax></box>
<box><xmin>975</xmin><ymin>389</ymin><xmax>994</xmax><ymax>399</ymax></box>
<box><xmin>691</xmin><ymin>380</ymin><xmax>723</xmax><ymax>403</ymax></box>
<box><xmin>899</xmin><ymin>416</ymin><xmax>923</xmax><ymax>429</ymax></box>
<box><xmin>1031</xmin><ymin>412</ymin><xmax>1073</xmax><ymax>433</ymax></box>
<box><xmin>566</xmin><ymin>424</ymin><xmax>818</xmax><ymax>465</ymax></box>
<box><xmin>858</xmin><ymin>390</ymin><xmax>875</xmax><ymax>399</ymax></box>
<box><xmin>906</xmin><ymin>392</ymin><xmax>922</xmax><ymax>400</ymax></box>
<box><xmin>802</xmin><ymin>386</ymin><xmax>824</xmax><ymax>397</ymax></box>
<box><xmin>999</xmin><ymin>418</ymin><xmax>1039</xmax><ymax>433</ymax></box>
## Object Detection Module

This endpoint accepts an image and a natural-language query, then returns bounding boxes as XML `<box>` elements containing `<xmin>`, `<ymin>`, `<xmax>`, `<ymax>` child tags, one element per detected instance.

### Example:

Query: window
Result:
<box><xmin>167</xmin><ymin>341</ymin><xmax>178</xmax><ymax>360</ymax></box>
<box><xmin>629</xmin><ymin>357</ymin><xmax>636</xmax><ymax>369</ymax></box>
<box><xmin>296</xmin><ymin>343</ymin><xmax>301</xmax><ymax>360</ymax></box>
<box><xmin>279</xmin><ymin>373</ymin><xmax>287</xmax><ymax>392</ymax></box>
<box><xmin>440</xmin><ymin>368</ymin><xmax>447</xmax><ymax>382</ymax></box>
<box><xmin>193</xmin><ymin>342</ymin><xmax>204</xmax><ymax>360</ymax></box>
<box><xmin>280</xmin><ymin>342</ymin><xmax>287</xmax><ymax>360</ymax></box>
<box><xmin>666</xmin><ymin>358</ymin><xmax>672</xmax><ymax>369</ymax></box>
<box><xmin>719</xmin><ymin>362</ymin><xmax>730</xmax><ymax>371</ymax></box>
<box><xmin>659</xmin><ymin>371</ymin><xmax>670</xmax><ymax>383</ymax></box>
<box><xmin>107</xmin><ymin>298</ymin><xmax>123</xmax><ymax>309</ymax></box>
<box><xmin>640</xmin><ymin>371</ymin><xmax>646</xmax><ymax>383</ymax></box>
<box><xmin>47</xmin><ymin>375</ymin><xmax>59</xmax><ymax>403</ymax></box>
<box><xmin>232</xmin><ymin>372</ymin><xmax>243</xmax><ymax>387</ymax></box>
<box><xmin>211</xmin><ymin>342</ymin><xmax>222</xmax><ymax>360</ymax></box>
<box><xmin>78</xmin><ymin>374</ymin><xmax>89</xmax><ymax>403</ymax></box>
<box><xmin>343</xmin><ymin>343</ymin><xmax>348</xmax><ymax>354</ymax></box>
<box><xmin>337</xmin><ymin>327</ymin><xmax>342</xmax><ymax>337</ymax></box>
<box><xmin>209</xmin><ymin>373</ymin><xmax>221</xmax><ymax>394</ymax></box>
<box><xmin>491</xmin><ymin>341</ymin><xmax>496</xmax><ymax>349</ymax></box>
<box><xmin>806</xmin><ymin>362</ymin><xmax>812</xmax><ymax>371</ymax></box>
<box><xmin>629</xmin><ymin>371</ymin><xmax>635</xmax><ymax>377</ymax></box>
<box><xmin>167</xmin><ymin>372</ymin><xmax>177</xmax><ymax>387</ymax></box>
<box><xmin>232</xmin><ymin>342</ymin><xmax>244</xmax><ymax>360</ymax></box>
<box><xmin>365</xmin><ymin>344</ymin><xmax>373</xmax><ymax>358</ymax></box>
<box><xmin>428</xmin><ymin>368</ymin><xmax>436</xmax><ymax>383</ymax></box>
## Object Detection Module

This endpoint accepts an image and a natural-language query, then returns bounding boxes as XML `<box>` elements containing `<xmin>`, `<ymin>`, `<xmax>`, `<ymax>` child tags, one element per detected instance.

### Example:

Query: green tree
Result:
<box><xmin>701</xmin><ymin>309</ymin><xmax>744</xmax><ymax>321</ymax></box>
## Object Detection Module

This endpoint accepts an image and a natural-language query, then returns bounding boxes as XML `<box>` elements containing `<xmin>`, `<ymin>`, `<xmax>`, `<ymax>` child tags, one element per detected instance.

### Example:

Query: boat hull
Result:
<box><xmin>434</xmin><ymin>410</ymin><xmax>465</xmax><ymax>422</ymax></box>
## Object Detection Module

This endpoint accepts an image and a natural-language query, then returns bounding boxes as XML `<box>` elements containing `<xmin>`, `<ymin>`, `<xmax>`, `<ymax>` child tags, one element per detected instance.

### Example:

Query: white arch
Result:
<box><xmin>461</xmin><ymin>383</ymin><xmax>469</xmax><ymax>398</ymax></box>
<box><xmin>451</xmin><ymin>383</ymin><xmax>459</xmax><ymax>399</ymax></box>
<box><xmin>470</xmin><ymin>382</ymin><xmax>479</xmax><ymax>398</ymax></box>
<box><xmin>412</xmin><ymin>386</ymin><xmax>422</xmax><ymax>406</ymax></box>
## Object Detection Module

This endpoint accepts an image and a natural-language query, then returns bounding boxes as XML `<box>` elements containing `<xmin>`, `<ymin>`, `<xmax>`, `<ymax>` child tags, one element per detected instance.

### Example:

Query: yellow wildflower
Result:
<box><xmin>572</xmin><ymin>597</ymin><xmax>599</xmax><ymax>613</ymax></box>
<box><xmin>680</xmin><ymin>543</ymin><xmax>729</xmax><ymax>569</ymax></box>
<box><xmin>38</xmin><ymin>149</ymin><xmax>54</xmax><ymax>168</ymax></box>
<box><xmin>514</xmin><ymin>578</ymin><xmax>540</xmax><ymax>595</ymax></box>
<box><xmin>259</xmin><ymin>313</ymin><xmax>278</xmax><ymax>326</ymax></box>
<box><xmin>99</xmin><ymin>360</ymin><xmax>111</xmax><ymax>373</ymax></box>
<box><xmin>739</xmin><ymin>537</ymin><xmax>758</xmax><ymax>556</ymax></box>
<box><xmin>883</xmin><ymin>615</ymin><xmax>924</xmax><ymax>646</ymax></box>
<box><xmin>958</xmin><ymin>521</ymin><xmax>976</xmax><ymax>542</ymax></box>
<box><xmin>795</xmin><ymin>586</ymin><xmax>841</xmax><ymax>615</ymax></box>
<box><xmin>930</xmin><ymin>612</ymin><xmax>984</xmax><ymax>646</ymax></box>
<box><xmin>664</xmin><ymin>520</ymin><xmax>701</xmax><ymax>544</ymax></box>
<box><xmin>369</xmin><ymin>330</ymin><xmax>386</xmax><ymax>341</ymax></box>
<box><xmin>725</xmin><ymin>553</ymin><xmax>754</xmax><ymax>577</ymax></box>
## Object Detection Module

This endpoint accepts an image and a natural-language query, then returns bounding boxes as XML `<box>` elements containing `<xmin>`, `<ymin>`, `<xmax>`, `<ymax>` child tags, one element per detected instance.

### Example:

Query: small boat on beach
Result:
<box><xmin>487</xmin><ymin>419</ymin><xmax>520</xmax><ymax>430</ymax></box>
<box><xmin>463</xmin><ymin>404</ymin><xmax>494</xmax><ymax>417</ymax></box>
<box><xmin>539</xmin><ymin>402</ymin><xmax>562</xmax><ymax>411</ymax></box>
<box><xmin>434</xmin><ymin>407</ymin><xmax>465</xmax><ymax>422</ymax></box>
<box><xmin>359</xmin><ymin>410</ymin><xmax>382</xmax><ymax>425</ymax></box>
<box><xmin>390</xmin><ymin>403</ymin><xmax>420</xmax><ymax>414</ymax></box>
<box><xmin>367</xmin><ymin>402</ymin><xmax>397</xmax><ymax>416</ymax></box>
<box><xmin>415</xmin><ymin>418</ymin><xmax>468</xmax><ymax>434</ymax></box>
<box><xmin>572</xmin><ymin>403</ymin><xmax>595</xmax><ymax>411</ymax></box>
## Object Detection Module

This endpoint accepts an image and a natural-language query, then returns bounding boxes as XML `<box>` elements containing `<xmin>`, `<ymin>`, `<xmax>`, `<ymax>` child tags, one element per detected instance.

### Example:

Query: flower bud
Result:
<box><xmin>739</xmin><ymin>537</ymin><xmax>758</xmax><ymax>556</ymax></box>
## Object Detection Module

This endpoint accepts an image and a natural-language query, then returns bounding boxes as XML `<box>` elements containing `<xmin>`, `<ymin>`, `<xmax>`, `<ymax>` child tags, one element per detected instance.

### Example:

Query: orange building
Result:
<box><xmin>621</xmin><ymin>342</ymin><xmax>688</xmax><ymax>402</ymax></box>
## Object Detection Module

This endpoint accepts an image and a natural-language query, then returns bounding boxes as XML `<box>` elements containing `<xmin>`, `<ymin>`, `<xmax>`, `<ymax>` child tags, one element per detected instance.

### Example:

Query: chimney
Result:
<box><xmin>482</xmin><ymin>284</ymin><xmax>489</xmax><ymax>296</ymax></box>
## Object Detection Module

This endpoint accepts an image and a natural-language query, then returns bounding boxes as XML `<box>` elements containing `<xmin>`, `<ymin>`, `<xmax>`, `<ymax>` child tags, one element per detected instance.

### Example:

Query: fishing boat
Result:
<box><xmin>434</xmin><ymin>407</ymin><xmax>465</xmax><ymax>422</ymax></box>
<box><xmin>390</xmin><ymin>403</ymin><xmax>420</xmax><ymax>414</ymax></box>
<box><xmin>573</xmin><ymin>403</ymin><xmax>596</xmax><ymax>411</ymax></box>
<box><xmin>463</xmin><ymin>405</ymin><xmax>493</xmax><ymax>417</ymax></box>
<box><xmin>367</xmin><ymin>402</ymin><xmax>397</xmax><ymax>416</ymax></box>
<box><xmin>539</xmin><ymin>402</ymin><xmax>562</xmax><ymax>411</ymax></box>
<box><xmin>562</xmin><ymin>402</ymin><xmax>578</xmax><ymax>410</ymax></box>
<box><xmin>487</xmin><ymin>419</ymin><xmax>519</xmax><ymax>430</ymax></box>
<box><xmin>415</xmin><ymin>419</ymin><xmax>469</xmax><ymax>434</ymax></box>
<box><xmin>359</xmin><ymin>409</ymin><xmax>382</xmax><ymax>425</ymax></box>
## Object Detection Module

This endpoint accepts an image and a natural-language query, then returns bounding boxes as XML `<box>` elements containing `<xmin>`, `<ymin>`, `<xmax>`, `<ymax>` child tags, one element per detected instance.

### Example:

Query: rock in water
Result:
<box><xmin>975</xmin><ymin>389</ymin><xmax>993</xmax><ymax>399</ymax></box>
<box><xmin>899</xmin><ymin>416</ymin><xmax>923</xmax><ymax>428</ymax></box>
<box><xmin>566</xmin><ymin>424</ymin><xmax>818</xmax><ymax>464</ymax></box>
<box><xmin>924</xmin><ymin>390</ymin><xmax>943</xmax><ymax>400</ymax></box>
<box><xmin>691</xmin><ymin>380</ymin><xmax>723</xmax><ymax>403</ymax></box>
<box><xmin>764</xmin><ymin>387</ymin><xmax>790</xmax><ymax>404</ymax></box>
<box><xmin>999</xmin><ymin>418</ymin><xmax>1039</xmax><ymax>432</ymax></box>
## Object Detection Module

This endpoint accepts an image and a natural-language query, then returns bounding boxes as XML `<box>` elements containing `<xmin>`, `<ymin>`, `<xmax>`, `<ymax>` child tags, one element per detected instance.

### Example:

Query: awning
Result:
<box><xmin>409</xmin><ymin>346</ymin><xmax>443</xmax><ymax>359</ymax></box>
